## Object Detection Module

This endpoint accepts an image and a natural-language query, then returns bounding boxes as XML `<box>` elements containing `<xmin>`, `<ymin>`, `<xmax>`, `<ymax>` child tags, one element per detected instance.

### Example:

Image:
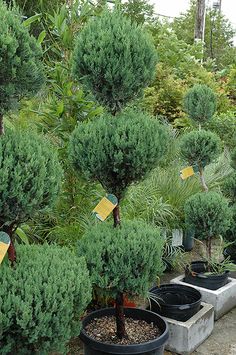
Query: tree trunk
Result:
<box><xmin>0</xmin><ymin>114</ymin><xmax>4</xmax><ymax>135</ymax></box>
<box><xmin>115</xmin><ymin>291</ymin><xmax>127</xmax><ymax>339</ymax></box>
<box><xmin>199</xmin><ymin>166</ymin><xmax>208</xmax><ymax>192</ymax></box>
<box><xmin>206</xmin><ymin>236</ymin><xmax>212</xmax><ymax>259</ymax></box>
<box><xmin>113</xmin><ymin>204</ymin><xmax>120</xmax><ymax>228</ymax></box>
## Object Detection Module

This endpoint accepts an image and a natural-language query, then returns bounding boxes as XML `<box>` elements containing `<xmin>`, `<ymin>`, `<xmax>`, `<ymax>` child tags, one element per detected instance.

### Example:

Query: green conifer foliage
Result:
<box><xmin>69</xmin><ymin>109</ymin><xmax>168</xmax><ymax>200</ymax></box>
<box><xmin>72</xmin><ymin>9</ymin><xmax>157</xmax><ymax>114</ymax></box>
<box><xmin>185</xmin><ymin>191</ymin><xmax>231</xmax><ymax>258</ymax></box>
<box><xmin>0</xmin><ymin>129</ymin><xmax>62</xmax><ymax>262</ymax></box>
<box><xmin>0</xmin><ymin>1</ymin><xmax>45</xmax><ymax>132</ymax></box>
<box><xmin>78</xmin><ymin>220</ymin><xmax>165</xmax><ymax>337</ymax></box>
<box><xmin>184</xmin><ymin>84</ymin><xmax>216</xmax><ymax>124</ymax></box>
<box><xmin>0</xmin><ymin>244</ymin><xmax>91</xmax><ymax>354</ymax></box>
<box><xmin>180</xmin><ymin>130</ymin><xmax>222</xmax><ymax>167</ymax></box>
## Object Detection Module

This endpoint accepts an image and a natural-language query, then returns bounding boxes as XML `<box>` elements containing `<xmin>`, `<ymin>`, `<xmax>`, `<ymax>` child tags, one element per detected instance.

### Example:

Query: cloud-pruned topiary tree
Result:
<box><xmin>0</xmin><ymin>244</ymin><xmax>91</xmax><ymax>354</ymax></box>
<box><xmin>69</xmin><ymin>108</ymin><xmax>168</xmax><ymax>225</ymax></box>
<box><xmin>183</xmin><ymin>84</ymin><xmax>216</xmax><ymax>124</ymax></box>
<box><xmin>185</xmin><ymin>191</ymin><xmax>231</xmax><ymax>258</ymax></box>
<box><xmin>78</xmin><ymin>220</ymin><xmax>165</xmax><ymax>339</ymax></box>
<box><xmin>180</xmin><ymin>130</ymin><xmax>222</xmax><ymax>191</ymax></box>
<box><xmin>72</xmin><ymin>9</ymin><xmax>157</xmax><ymax>115</ymax></box>
<box><xmin>0</xmin><ymin>130</ymin><xmax>62</xmax><ymax>263</ymax></box>
<box><xmin>0</xmin><ymin>0</ymin><xmax>45</xmax><ymax>133</ymax></box>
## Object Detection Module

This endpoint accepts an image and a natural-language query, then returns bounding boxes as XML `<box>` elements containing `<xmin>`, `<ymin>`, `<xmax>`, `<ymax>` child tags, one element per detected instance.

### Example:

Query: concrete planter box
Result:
<box><xmin>171</xmin><ymin>275</ymin><xmax>236</xmax><ymax>320</ymax></box>
<box><xmin>164</xmin><ymin>302</ymin><xmax>214</xmax><ymax>355</ymax></box>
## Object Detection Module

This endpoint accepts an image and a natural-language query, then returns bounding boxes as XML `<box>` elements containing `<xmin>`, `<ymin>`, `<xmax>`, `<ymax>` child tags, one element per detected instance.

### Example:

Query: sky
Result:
<box><xmin>153</xmin><ymin>0</ymin><xmax>236</xmax><ymax>42</ymax></box>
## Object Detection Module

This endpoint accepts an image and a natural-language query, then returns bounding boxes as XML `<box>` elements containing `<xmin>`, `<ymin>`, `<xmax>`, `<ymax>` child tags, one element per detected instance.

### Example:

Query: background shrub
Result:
<box><xmin>0</xmin><ymin>244</ymin><xmax>91</xmax><ymax>354</ymax></box>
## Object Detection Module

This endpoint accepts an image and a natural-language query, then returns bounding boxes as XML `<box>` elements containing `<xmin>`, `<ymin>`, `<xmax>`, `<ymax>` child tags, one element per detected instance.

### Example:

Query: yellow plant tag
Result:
<box><xmin>0</xmin><ymin>232</ymin><xmax>10</xmax><ymax>265</ymax></box>
<box><xmin>180</xmin><ymin>166</ymin><xmax>195</xmax><ymax>180</ymax></box>
<box><xmin>93</xmin><ymin>194</ymin><xmax>118</xmax><ymax>221</ymax></box>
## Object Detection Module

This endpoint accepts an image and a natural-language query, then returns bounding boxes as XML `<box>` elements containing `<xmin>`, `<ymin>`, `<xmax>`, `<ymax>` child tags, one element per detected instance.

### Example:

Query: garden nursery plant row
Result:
<box><xmin>0</xmin><ymin>1</ymin><xmax>236</xmax><ymax>354</ymax></box>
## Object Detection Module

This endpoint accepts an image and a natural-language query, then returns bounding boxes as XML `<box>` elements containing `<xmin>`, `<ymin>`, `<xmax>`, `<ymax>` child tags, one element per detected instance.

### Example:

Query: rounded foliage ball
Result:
<box><xmin>0</xmin><ymin>244</ymin><xmax>91</xmax><ymax>354</ymax></box>
<box><xmin>0</xmin><ymin>129</ymin><xmax>62</xmax><ymax>223</ymax></box>
<box><xmin>72</xmin><ymin>10</ymin><xmax>157</xmax><ymax>113</ymax></box>
<box><xmin>78</xmin><ymin>220</ymin><xmax>165</xmax><ymax>298</ymax></box>
<box><xmin>69</xmin><ymin>108</ymin><xmax>169</xmax><ymax>199</ymax></box>
<box><xmin>180</xmin><ymin>129</ymin><xmax>222</xmax><ymax>167</ymax></box>
<box><xmin>0</xmin><ymin>1</ymin><xmax>45</xmax><ymax>115</ymax></box>
<box><xmin>184</xmin><ymin>84</ymin><xmax>216</xmax><ymax>123</ymax></box>
<box><xmin>184</xmin><ymin>191</ymin><xmax>231</xmax><ymax>241</ymax></box>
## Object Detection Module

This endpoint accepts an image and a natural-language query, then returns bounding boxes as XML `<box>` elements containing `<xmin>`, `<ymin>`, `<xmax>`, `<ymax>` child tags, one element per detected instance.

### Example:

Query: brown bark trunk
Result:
<box><xmin>0</xmin><ymin>114</ymin><xmax>4</xmax><ymax>135</ymax></box>
<box><xmin>199</xmin><ymin>166</ymin><xmax>208</xmax><ymax>192</ymax></box>
<box><xmin>113</xmin><ymin>204</ymin><xmax>120</xmax><ymax>228</ymax></box>
<box><xmin>206</xmin><ymin>236</ymin><xmax>212</xmax><ymax>259</ymax></box>
<box><xmin>115</xmin><ymin>291</ymin><xmax>127</xmax><ymax>339</ymax></box>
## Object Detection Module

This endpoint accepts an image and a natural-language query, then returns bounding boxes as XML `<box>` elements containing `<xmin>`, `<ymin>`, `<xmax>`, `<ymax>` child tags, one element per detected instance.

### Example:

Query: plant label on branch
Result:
<box><xmin>0</xmin><ymin>232</ymin><xmax>10</xmax><ymax>265</ymax></box>
<box><xmin>180</xmin><ymin>166</ymin><xmax>195</xmax><ymax>180</ymax></box>
<box><xmin>93</xmin><ymin>194</ymin><xmax>118</xmax><ymax>221</ymax></box>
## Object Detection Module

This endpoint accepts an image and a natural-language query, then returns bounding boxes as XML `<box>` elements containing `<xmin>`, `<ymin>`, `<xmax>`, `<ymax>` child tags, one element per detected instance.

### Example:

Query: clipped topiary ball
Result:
<box><xmin>72</xmin><ymin>9</ymin><xmax>157</xmax><ymax>114</ymax></box>
<box><xmin>69</xmin><ymin>108</ymin><xmax>169</xmax><ymax>199</ymax></box>
<box><xmin>180</xmin><ymin>129</ymin><xmax>222</xmax><ymax>167</ymax></box>
<box><xmin>0</xmin><ymin>129</ymin><xmax>62</xmax><ymax>224</ymax></box>
<box><xmin>77</xmin><ymin>220</ymin><xmax>165</xmax><ymax>298</ymax></box>
<box><xmin>0</xmin><ymin>0</ymin><xmax>44</xmax><ymax>117</ymax></box>
<box><xmin>184</xmin><ymin>191</ymin><xmax>231</xmax><ymax>242</ymax></box>
<box><xmin>184</xmin><ymin>84</ymin><xmax>216</xmax><ymax>123</ymax></box>
<box><xmin>0</xmin><ymin>244</ymin><xmax>91</xmax><ymax>354</ymax></box>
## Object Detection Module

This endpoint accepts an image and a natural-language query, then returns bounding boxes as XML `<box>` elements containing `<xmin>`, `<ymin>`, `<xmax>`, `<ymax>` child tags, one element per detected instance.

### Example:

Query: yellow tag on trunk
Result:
<box><xmin>93</xmin><ymin>194</ymin><xmax>118</xmax><ymax>221</ymax></box>
<box><xmin>180</xmin><ymin>166</ymin><xmax>195</xmax><ymax>180</ymax></box>
<box><xmin>0</xmin><ymin>232</ymin><xmax>10</xmax><ymax>265</ymax></box>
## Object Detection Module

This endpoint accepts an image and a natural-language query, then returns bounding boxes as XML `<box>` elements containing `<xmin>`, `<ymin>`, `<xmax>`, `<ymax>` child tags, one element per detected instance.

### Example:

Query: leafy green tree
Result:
<box><xmin>72</xmin><ymin>9</ymin><xmax>157</xmax><ymax>114</ymax></box>
<box><xmin>0</xmin><ymin>244</ymin><xmax>91</xmax><ymax>354</ymax></box>
<box><xmin>184</xmin><ymin>84</ymin><xmax>216</xmax><ymax>124</ymax></box>
<box><xmin>121</xmin><ymin>0</ymin><xmax>155</xmax><ymax>24</ymax></box>
<box><xmin>0</xmin><ymin>0</ymin><xmax>44</xmax><ymax>133</ymax></box>
<box><xmin>0</xmin><ymin>130</ymin><xmax>62</xmax><ymax>263</ymax></box>
<box><xmin>69</xmin><ymin>109</ymin><xmax>168</xmax><ymax>225</ymax></box>
<box><xmin>185</xmin><ymin>191</ymin><xmax>231</xmax><ymax>258</ymax></box>
<box><xmin>180</xmin><ymin>130</ymin><xmax>222</xmax><ymax>191</ymax></box>
<box><xmin>172</xmin><ymin>1</ymin><xmax>236</xmax><ymax>69</ymax></box>
<box><xmin>78</xmin><ymin>220</ymin><xmax>164</xmax><ymax>339</ymax></box>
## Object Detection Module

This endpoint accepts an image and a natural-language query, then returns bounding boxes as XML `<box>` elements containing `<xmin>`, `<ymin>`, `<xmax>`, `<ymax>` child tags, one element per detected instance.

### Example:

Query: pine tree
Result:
<box><xmin>0</xmin><ymin>1</ymin><xmax>45</xmax><ymax>134</ymax></box>
<box><xmin>0</xmin><ymin>130</ymin><xmax>62</xmax><ymax>263</ymax></box>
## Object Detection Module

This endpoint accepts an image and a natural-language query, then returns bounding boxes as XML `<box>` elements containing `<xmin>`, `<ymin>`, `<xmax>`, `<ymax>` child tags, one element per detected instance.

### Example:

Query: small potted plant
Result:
<box><xmin>78</xmin><ymin>220</ymin><xmax>169</xmax><ymax>355</ymax></box>
<box><xmin>223</xmin><ymin>147</ymin><xmax>236</xmax><ymax>263</ymax></box>
<box><xmin>184</xmin><ymin>191</ymin><xmax>232</xmax><ymax>290</ymax></box>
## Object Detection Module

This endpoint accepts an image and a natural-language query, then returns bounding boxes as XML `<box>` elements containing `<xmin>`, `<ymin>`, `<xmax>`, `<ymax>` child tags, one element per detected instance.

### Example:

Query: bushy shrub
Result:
<box><xmin>69</xmin><ymin>109</ymin><xmax>168</xmax><ymax>199</ymax></box>
<box><xmin>0</xmin><ymin>244</ymin><xmax>91</xmax><ymax>354</ymax></box>
<box><xmin>225</xmin><ymin>204</ymin><xmax>236</xmax><ymax>243</ymax></box>
<box><xmin>72</xmin><ymin>9</ymin><xmax>156</xmax><ymax>114</ymax></box>
<box><xmin>78</xmin><ymin>220</ymin><xmax>165</xmax><ymax>298</ymax></box>
<box><xmin>185</xmin><ymin>191</ymin><xmax>231</xmax><ymax>257</ymax></box>
<box><xmin>0</xmin><ymin>1</ymin><xmax>44</xmax><ymax>118</ymax></box>
<box><xmin>222</xmin><ymin>172</ymin><xmax>236</xmax><ymax>204</ymax></box>
<box><xmin>0</xmin><ymin>130</ymin><xmax>62</xmax><ymax>224</ymax></box>
<box><xmin>184</xmin><ymin>84</ymin><xmax>216</xmax><ymax>123</ymax></box>
<box><xmin>231</xmin><ymin>147</ymin><xmax>236</xmax><ymax>170</ymax></box>
<box><xmin>180</xmin><ymin>130</ymin><xmax>222</xmax><ymax>167</ymax></box>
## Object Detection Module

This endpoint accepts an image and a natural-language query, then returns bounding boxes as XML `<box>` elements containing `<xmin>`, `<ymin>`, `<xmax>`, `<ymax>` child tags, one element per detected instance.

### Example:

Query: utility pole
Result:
<box><xmin>194</xmin><ymin>0</ymin><xmax>206</xmax><ymax>42</ymax></box>
<box><xmin>213</xmin><ymin>0</ymin><xmax>222</xmax><ymax>12</ymax></box>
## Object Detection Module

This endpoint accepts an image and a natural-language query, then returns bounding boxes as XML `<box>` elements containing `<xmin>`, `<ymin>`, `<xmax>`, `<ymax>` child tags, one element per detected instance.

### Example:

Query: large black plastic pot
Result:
<box><xmin>80</xmin><ymin>307</ymin><xmax>169</xmax><ymax>355</ymax></box>
<box><xmin>223</xmin><ymin>246</ymin><xmax>236</xmax><ymax>264</ymax></box>
<box><xmin>149</xmin><ymin>284</ymin><xmax>201</xmax><ymax>322</ymax></box>
<box><xmin>183</xmin><ymin>229</ymin><xmax>194</xmax><ymax>252</ymax></box>
<box><xmin>184</xmin><ymin>261</ymin><xmax>229</xmax><ymax>290</ymax></box>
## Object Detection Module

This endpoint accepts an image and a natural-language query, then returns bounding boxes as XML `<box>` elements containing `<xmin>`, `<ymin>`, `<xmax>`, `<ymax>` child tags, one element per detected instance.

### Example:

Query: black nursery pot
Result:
<box><xmin>80</xmin><ymin>307</ymin><xmax>169</xmax><ymax>355</ymax></box>
<box><xmin>223</xmin><ymin>246</ymin><xmax>236</xmax><ymax>264</ymax></box>
<box><xmin>149</xmin><ymin>284</ymin><xmax>201</xmax><ymax>322</ymax></box>
<box><xmin>184</xmin><ymin>261</ymin><xmax>229</xmax><ymax>290</ymax></box>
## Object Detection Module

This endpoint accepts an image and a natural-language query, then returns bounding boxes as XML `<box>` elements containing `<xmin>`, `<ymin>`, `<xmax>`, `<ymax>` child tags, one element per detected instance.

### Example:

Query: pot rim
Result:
<box><xmin>80</xmin><ymin>307</ymin><xmax>169</xmax><ymax>354</ymax></box>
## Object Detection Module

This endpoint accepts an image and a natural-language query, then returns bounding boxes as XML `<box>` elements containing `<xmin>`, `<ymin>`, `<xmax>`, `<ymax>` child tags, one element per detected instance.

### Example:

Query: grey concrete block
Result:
<box><xmin>164</xmin><ymin>302</ymin><xmax>214</xmax><ymax>355</ymax></box>
<box><xmin>171</xmin><ymin>275</ymin><xmax>236</xmax><ymax>320</ymax></box>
